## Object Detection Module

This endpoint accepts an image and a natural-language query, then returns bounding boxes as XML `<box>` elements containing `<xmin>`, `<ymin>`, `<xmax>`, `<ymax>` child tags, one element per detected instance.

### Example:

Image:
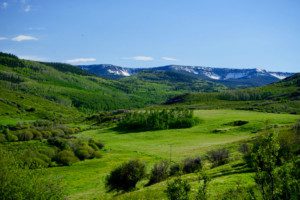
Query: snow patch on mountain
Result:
<box><xmin>107</xmin><ymin>69</ymin><xmax>130</xmax><ymax>76</ymax></box>
<box><xmin>172</xmin><ymin>65</ymin><xmax>199</xmax><ymax>74</ymax></box>
<box><xmin>269</xmin><ymin>73</ymin><xmax>288</xmax><ymax>80</ymax></box>
<box><xmin>203</xmin><ymin>71</ymin><xmax>220</xmax><ymax>80</ymax></box>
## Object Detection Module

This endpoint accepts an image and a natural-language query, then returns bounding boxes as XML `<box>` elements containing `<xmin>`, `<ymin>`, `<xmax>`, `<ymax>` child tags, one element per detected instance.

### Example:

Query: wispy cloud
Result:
<box><xmin>27</xmin><ymin>27</ymin><xmax>46</xmax><ymax>31</ymax></box>
<box><xmin>161</xmin><ymin>57</ymin><xmax>178</xmax><ymax>61</ymax></box>
<box><xmin>1</xmin><ymin>2</ymin><xmax>8</xmax><ymax>9</ymax></box>
<box><xmin>24</xmin><ymin>4</ymin><xmax>31</xmax><ymax>12</ymax></box>
<box><xmin>66</xmin><ymin>58</ymin><xmax>96</xmax><ymax>64</ymax></box>
<box><xmin>122</xmin><ymin>56</ymin><xmax>154</xmax><ymax>61</ymax></box>
<box><xmin>19</xmin><ymin>55</ymin><xmax>46</xmax><ymax>61</ymax></box>
<box><xmin>0</xmin><ymin>37</ymin><xmax>7</xmax><ymax>40</ymax></box>
<box><xmin>12</xmin><ymin>35</ymin><xmax>38</xmax><ymax>42</ymax></box>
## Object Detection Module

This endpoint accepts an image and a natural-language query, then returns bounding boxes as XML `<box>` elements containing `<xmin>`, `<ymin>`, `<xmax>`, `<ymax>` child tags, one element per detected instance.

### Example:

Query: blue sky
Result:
<box><xmin>0</xmin><ymin>0</ymin><xmax>299</xmax><ymax>72</ymax></box>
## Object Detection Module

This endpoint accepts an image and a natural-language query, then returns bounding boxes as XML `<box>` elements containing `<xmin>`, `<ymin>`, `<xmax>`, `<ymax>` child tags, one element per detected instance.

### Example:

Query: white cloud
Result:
<box><xmin>0</xmin><ymin>37</ymin><xmax>7</xmax><ymax>40</ymax></box>
<box><xmin>24</xmin><ymin>5</ymin><xmax>31</xmax><ymax>12</ymax></box>
<box><xmin>19</xmin><ymin>55</ymin><xmax>46</xmax><ymax>61</ymax></box>
<box><xmin>12</xmin><ymin>35</ymin><xmax>38</xmax><ymax>42</ymax></box>
<box><xmin>122</xmin><ymin>56</ymin><xmax>154</xmax><ymax>61</ymax></box>
<box><xmin>66</xmin><ymin>58</ymin><xmax>96</xmax><ymax>64</ymax></box>
<box><xmin>27</xmin><ymin>27</ymin><xmax>45</xmax><ymax>31</ymax></box>
<box><xmin>1</xmin><ymin>2</ymin><xmax>8</xmax><ymax>9</ymax></box>
<box><xmin>161</xmin><ymin>57</ymin><xmax>178</xmax><ymax>61</ymax></box>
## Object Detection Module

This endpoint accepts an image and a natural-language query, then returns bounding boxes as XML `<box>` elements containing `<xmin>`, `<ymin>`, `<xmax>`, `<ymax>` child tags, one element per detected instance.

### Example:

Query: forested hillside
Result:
<box><xmin>0</xmin><ymin>52</ymin><xmax>229</xmax><ymax>121</ymax></box>
<box><xmin>166</xmin><ymin>73</ymin><xmax>300</xmax><ymax>114</ymax></box>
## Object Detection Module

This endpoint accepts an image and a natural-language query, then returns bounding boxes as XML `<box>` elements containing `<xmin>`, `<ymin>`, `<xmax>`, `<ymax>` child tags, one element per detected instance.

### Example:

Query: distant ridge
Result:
<box><xmin>79</xmin><ymin>64</ymin><xmax>294</xmax><ymax>87</ymax></box>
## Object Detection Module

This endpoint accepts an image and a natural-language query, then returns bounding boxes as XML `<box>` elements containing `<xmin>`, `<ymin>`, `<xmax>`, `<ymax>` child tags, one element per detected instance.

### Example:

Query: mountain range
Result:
<box><xmin>79</xmin><ymin>64</ymin><xmax>294</xmax><ymax>88</ymax></box>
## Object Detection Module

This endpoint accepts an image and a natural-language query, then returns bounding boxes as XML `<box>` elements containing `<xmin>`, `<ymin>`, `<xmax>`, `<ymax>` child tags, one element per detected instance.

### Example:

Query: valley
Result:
<box><xmin>0</xmin><ymin>52</ymin><xmax>299</xmax><ymax>200</ymax></box>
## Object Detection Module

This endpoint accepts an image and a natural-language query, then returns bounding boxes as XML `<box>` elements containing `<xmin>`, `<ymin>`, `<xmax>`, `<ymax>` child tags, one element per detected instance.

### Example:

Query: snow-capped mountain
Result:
<box><xmin>79</xmin><ymin>64</ymin><xmax>294</xmax><ymax>87</ymax></box>
<box><xmin>79</xmin><ymin>64</ymin><xmax>140</xmax><ymax>79</ymax></box>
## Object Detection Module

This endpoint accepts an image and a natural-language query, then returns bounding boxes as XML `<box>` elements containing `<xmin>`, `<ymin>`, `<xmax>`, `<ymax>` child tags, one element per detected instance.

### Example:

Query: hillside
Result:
<box><xmin>165</xmin><ymin>73</ymin><xmax>300</xmax><ymax>114</ymax></box>
<box><xmin>0</xmin><ymin>53</ymin><xmax>149</xmax><ymax>121</ymax></box>
<box><xmin>0</xmin><ymin>53</ymin><xmax>227</xmax><ymax>121</ymax></box>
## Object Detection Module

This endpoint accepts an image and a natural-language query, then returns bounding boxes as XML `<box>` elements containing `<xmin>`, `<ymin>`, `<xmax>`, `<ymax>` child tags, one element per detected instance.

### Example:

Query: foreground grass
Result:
<box><xmin>46</xmin><ymin>110</ymin><xmax>299</xmax><ymax>199</ymax></box>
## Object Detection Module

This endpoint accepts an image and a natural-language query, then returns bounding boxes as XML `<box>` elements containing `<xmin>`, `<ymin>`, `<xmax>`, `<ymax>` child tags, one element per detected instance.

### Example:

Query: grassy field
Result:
<box><xmin>46</xmin><ymin>110</ymin><xmax>299</xmax><ymax>199</ymax></box>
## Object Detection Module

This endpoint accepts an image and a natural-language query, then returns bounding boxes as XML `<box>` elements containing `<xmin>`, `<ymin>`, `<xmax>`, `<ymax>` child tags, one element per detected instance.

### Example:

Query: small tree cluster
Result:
<box><xmin>117</xmin><ymin>108</ymin><xmax>199</xmax><ymax>132</ymax></box>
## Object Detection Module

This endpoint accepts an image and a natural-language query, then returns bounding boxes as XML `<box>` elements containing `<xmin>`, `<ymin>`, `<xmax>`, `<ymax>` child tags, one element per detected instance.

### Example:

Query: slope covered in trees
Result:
<box><xmin>165</xmin><ymin>73</ymin><xmax>300</xmax><ymax>114</ymax></box>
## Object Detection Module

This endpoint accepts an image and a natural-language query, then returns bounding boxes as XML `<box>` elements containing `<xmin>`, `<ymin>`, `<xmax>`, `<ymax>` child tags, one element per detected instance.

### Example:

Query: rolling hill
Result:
<box><xmin>165</xmin><ymin>73</ymin><xmax>300</xmax><ymax>114</ymax></box>
<box><xmin>0</xmin><ymin>52</ymin><xmax>226</xmax><ymax>121</ymax></box>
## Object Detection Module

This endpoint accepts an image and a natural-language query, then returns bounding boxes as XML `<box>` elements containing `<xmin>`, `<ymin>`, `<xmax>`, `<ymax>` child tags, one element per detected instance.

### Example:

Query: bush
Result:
<box><xmin>32</xmin><ymin>129</ymin><xmax>43</xmax><ymax>140</ymax></box>
<box><xmin>239</xmin><ymin>143</ymin><xmax>250</xmax><ymax>154</ymax></box>
<box><xmin>165</xmin><ymin>177</ymin><xmax>191</xmax><ymax>200</ymax></box>
<box><xmin>47</xmin><ymin>137</ymin><xmax>69</xmax><ymax>149</ymax></box>
<box><xmin>75</xmin><ymin>145</ymin><xmax>94</xmax><ymax>160</ymax></box>
<box><xmin>170</xmin><ymin>163</ymin><xmax>182</xmax><ymax>176</ymax></box>
<box><xmin>195</xmin><ymin>172</ymin><xmax>211</xmax><ymax>200</ymax></box>
<box><xmin>148</xmin><ymin>160</ymin><xmax>170</xmax><ymax>185</ymax></box>
<box><xmin>6</xmin><ymin>133</ymin><xmax>18</xmax><ymax>142</ymax></box>
<box><xmin>293</xmin><ymin>120</ymin><xmax>300</xmax><ymax>135</ymax></box>
<box><xmin>0</xmin><ymin>149</ymin><xmax>65</xmax><ymax>200</ymax></box>
<box><xmin>207</xmin><ymin>148</ymin><xmax>229</xmax><ymax>167</ymax></box>
<box><xmin>17</xmin><ymin>130</ymin><xmax>33</xmax><ymax>141</ymax></box>
<box><xmin>21</xmin><ymin>149</ymin><xmax>53</xmax><ymax>169</ymax></box>
<box><xmin>182</xmin><ymin>157</ymin><xmax>202</xmax><ymax>173</ymax></box>
<box><xmin>105</xmin><ymin>159</ymin><xmax>146</xmax><ymax>191</ymax></box>
<box><xmin>92</xmin><ymin>150</ymin><xmax>102</xmax><ymax>158</ymax></box>
<box><xmin>55</xmin><ymin>150</ymin><xmax>78</xmax><ymax>166</ymax></box>
<box><xmin>0</xmin><ymin>134</ymin><xmax>6</xmax><ymax>143</ymax></box>
<box><xmin>88</xmin><ymin>139</ymin><xmax>104</xmax><ymax>150</ymax></box>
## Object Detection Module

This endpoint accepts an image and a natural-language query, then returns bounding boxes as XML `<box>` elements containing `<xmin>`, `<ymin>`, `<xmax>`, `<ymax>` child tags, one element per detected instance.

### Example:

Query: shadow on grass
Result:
<box><xmin>209</xmin><ymin>163</ymin><xmax>254</xmax><ymax>179</ymax></box>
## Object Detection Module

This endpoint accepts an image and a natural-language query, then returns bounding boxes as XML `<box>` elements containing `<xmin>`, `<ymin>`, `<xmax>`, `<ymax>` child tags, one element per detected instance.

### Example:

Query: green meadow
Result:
<box><xmin>46</xmin><ymin>110</ymin><xmax>299</xmax><ymax>199</ymax></box>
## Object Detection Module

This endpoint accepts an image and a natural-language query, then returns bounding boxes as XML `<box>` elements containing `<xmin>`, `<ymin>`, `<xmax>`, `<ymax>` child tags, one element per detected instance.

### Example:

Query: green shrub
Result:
<box><xmin>47</xmin><ymin>137</ymin><xmax>69</xmax><ymax>149</ymax></box>
<box><xmin>88</xmin><ymin>139</ymin><xmax>104</xmax><ymax>150</ymax></box>
<box><xmin>75</xmin><ymin>145</ymin><xmax>94</xmax><ymax>160</ymax></box>
<box><xmin>207</xmin><ymin>148</ymin><xmax>229</xmax><ymax>167</ymax></box>
<box><xmin>148</xmin><ymin>160</ymin><xmax>170</xmax><ymax>185</ymax></box>
<box><xmin>105</xmin><ymin>159</ymin><xmax>146</xmax><ymax>191</ymax></box>
<box><xmin>182</xmin><ymin>157</ymin><xmax>202</xmax><ymax>173</ymax></box>
<box><xmin>32</xmin><ymin>129</ymin><xmax>43</xmax><ymax>140</ymax></box>
<box><xmin>41</xmin><ymin>130</ymin><xmax>51</xmax><ymax>138</ymax></box>
<box><xmin>239</xmin><ymin>143</ymin><xmax>250</xmax><ymax>154</ymax></box>
<box><xmin>55</xmin><ymin>150</ymin><xmax>78</xmax><ymax>166</ymax></box>
<box><xmin>0</xmin><ymin>133</ymin><xmax>6</xmax><ymax>143</ymax></box>
<box><xmin>165</xmin><ymin>177</ymin><xmax>191</xmax><ymax>200</ymax></box>
<box><xmin>293</xmin><ymin>120</ymin><xmax>300</xmax><ymax>135</ymax></box>
<box><xmin>93</xmin><ymin>150</ymin><xmax>102</xmax><ymax>158</ymax></box>
<box><xmin>6</xmin><ymin>133</ymin><xmax>18</xmax><ymax>142</ymax></box>
<box><xmin>16</xmin><ymin>130</ymin><xmax>34</xmax><ymax>141</ymax></box>
<box><xmin>0</xmin><ymin>149</ymin><xmax>65</xmax><ymax>200</ymax></box>
<box><xmin>195</xmin><ymin>172</ymin><xmax>211</xmax><ymax>200</ymax></box>
<box><xmin>170</xmin><ymin>163</ymin><xmax>182</xmax><ymax>176</ymax></box>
